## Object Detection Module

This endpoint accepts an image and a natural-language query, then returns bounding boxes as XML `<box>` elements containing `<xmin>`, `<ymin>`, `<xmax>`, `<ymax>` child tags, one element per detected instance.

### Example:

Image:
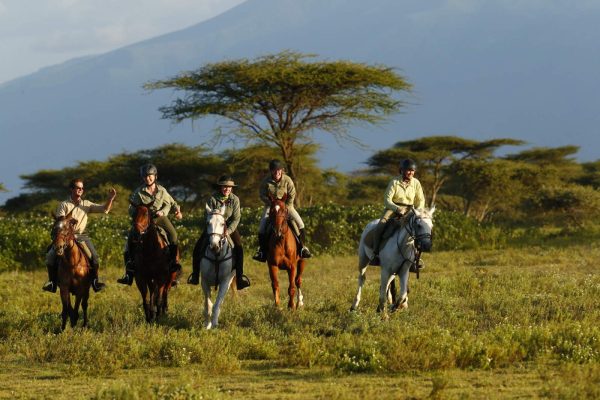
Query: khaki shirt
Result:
<box><xmin>259</xmin><ymin>174</ymin><xmax>296</xmax><ymax>207</ymax></box>
<box><xmin>55</xmin><ymin>198</ymin><xmax>107</xmax><ymax>234</ymax></box>
<box><xmin>384</xmin><ymin>176</ymin><xmax>425</xmax><ymax>213</ymax></box>
<box><xmin>206</xmin><ymin>192</ymin><xmax>241</xmax><ymax>233</ymax></box>
<box><xmin>129</xmin><ymin>184</ymin><xmax>179</xmax><ymax>218</ymax></box>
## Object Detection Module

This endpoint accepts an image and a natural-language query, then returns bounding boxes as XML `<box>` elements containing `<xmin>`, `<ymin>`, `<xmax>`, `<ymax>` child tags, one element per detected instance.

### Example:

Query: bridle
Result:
<box><xmin>53</xmin><ymin>220</ymin><xmax>75</xmax><ymax>256</ymax></box>
<box><xmin>403</xmin><ymin>211</ymin><xmax>433</xmax><ymax>251</ymax></box>
<box><xmin>269</xmin><ymin>201</ymin><xmax>289</xmax><ymax>239</ymax></box>
<box><xmin>203</xmin><ymin>210</ymin><xmax>233</xmax><ymax>289</ymax></box>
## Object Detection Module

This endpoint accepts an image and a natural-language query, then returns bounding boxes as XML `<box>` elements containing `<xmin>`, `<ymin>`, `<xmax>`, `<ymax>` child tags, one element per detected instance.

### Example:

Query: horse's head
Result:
<box><xmin>409</xmin><ymin>206</ymin><xmax>435</xmax><ymax>252</ymax></box>
<box><xmin>205</xmin><ymin>204</ymin><xmax>227</xmax><ymax>254</ymax></box>
<box><xmin>268</xmin><ymin>194</ymin><xmax>288</xmax><ymax>238</ymax></box>
<box><xmin>53</xmin><ymin>215</ymin><xmax>77</xmax><ymax>257</ymax></box>
<box><xmin>131</xmin><ymin>202</ymin><xmax>152</xmax><ymax>240</ymax></box>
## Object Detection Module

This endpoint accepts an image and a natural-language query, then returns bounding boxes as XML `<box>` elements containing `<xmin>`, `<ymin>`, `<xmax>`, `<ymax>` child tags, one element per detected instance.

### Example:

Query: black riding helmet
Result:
<box><xmin>400</xmin><ymin>158</ymin><xmax>417</xmax><ymax>172</ymax></box>
<box><xmin>269</xmin><ymin>159</ymin><xmax>283</xmax><ymax>171</ymax></box>
<box><xmin>140</xmin><ymin>163</ymin><xmax>158</xmax><ymax>177</ymax></box>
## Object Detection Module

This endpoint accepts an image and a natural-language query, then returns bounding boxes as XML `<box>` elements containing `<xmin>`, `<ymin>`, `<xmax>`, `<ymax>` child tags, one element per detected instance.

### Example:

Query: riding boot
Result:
<box><xmin>168</xmin><ymin>244</ymin><xmax>182</xmax><ymax>287</ymax></box>
<box><xmin>298</xmin><ymin>229</ymin><xmax>312</xmax><ymax>259</ymax></box>
<box><xmin>234</xmin><ymin>246</ymin><xmax>250</xmax><ymax>290</ymax></box>
<box><xmin>42</xmin><ymin>260</ymin><xmax>58</xmax><ymax>293</ymax></box>
<box><xmin>90</xmin><ymin>261</ymin><xmax>106</xmax><ymax>292</ymax></box>
<box><xmin>117</xmin><ymin>250</ymin><xmax>135</xmax><ymax>285</ymax></box>
<box><xmin>187</xmin><ymin>262</ymin><xmax>200</xmax><ymax>285</ymax></box>
<box><xmin>369</xmin><ymin>221</ymin><xmax>386</xmax><ymax>266</ymax></box>
<box><xmin>252</xmin><ymin>233</ymin><xmax>268</xmax><ymax>262</ymax></box>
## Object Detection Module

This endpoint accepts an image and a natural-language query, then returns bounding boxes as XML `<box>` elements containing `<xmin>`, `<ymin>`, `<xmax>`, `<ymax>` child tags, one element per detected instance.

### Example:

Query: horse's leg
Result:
<box><xmin>201</xmin><ymin>278</ymin><xmax>213</xmax><ymax>329</ymax></box>
<box><xmin>295</xmin><ymin>259</ymin><xmax>305</xmax><ymax>308</ymax></box>
<box><xmin>268</xmin><ymin>264</ymin><xmax>280</xmax><ymax>307</ymax></box>
<box><xmin>351</xmin><ymin>247</ymin><xmax>370</xmax><ymax>311</ymax></box>
<box><xmin>287</xmin><ymin>264</ymin><xmax>297</xmax><ymax>310</ymax></box>
<box><xmin>136</xmin><ymin>280</ymin><xmax>152</xmax><ymax>323</ymax></box>
<box><xmin>72</xmin><ymin>294</ymin><xmax>82</xmax><ymax>327</ymax></box>
<box><xmin>212</xmin><ymin>271</ymin><xmax>235</xmax><ymax>328</ymax></box>
<box><xmin>81</xmin><ymin>291</ymin><xmax>89</xmax><ymax>328</ymax></box>
<box><xmin>377</xmin><ymin>269</ymin><xmax>395</xmax><ymax>320</ymax></box>
<box><xmin>389</xmin><ymin>278</ymin><xmax>397</xmax><ymax>305</ymax></box>
<box><xmin>392</xmin><ymin>262</ymin><xmax>410</xmax><ymax>312</ymax></box>
<box><xmin>59</xmin><ymin>287</ymin><xmax>70</xmax><ymax>331</ymax></box>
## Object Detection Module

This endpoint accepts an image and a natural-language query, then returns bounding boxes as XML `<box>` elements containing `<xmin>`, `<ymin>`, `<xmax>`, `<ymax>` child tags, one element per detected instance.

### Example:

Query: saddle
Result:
<box><xmin>364</xmin><ymin>213</ymin><xmax>409</xmax><ymax>250</ymax></box>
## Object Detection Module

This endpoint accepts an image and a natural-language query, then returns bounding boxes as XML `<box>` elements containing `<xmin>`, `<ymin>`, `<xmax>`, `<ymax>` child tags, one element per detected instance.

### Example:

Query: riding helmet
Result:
<box><xmin>269</xmin><ymin>159</ymin><xmax>283</xmax><ymax>171</ymax></box>
<box><xmin>400</xmin><ymin>159</ymin><xmax>417</xmax><ymax>171</ymax></box>
<box><xmin>140</xmin><ymin>163</ymin><xmax>158</xmax><ymax>177</ymax></box>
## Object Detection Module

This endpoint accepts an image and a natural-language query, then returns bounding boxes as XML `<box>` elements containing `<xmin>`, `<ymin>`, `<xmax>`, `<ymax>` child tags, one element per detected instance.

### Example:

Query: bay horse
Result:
<box><xmin>52</xmin><ymin>212</ymin><xmax>92</xmax><ymax>331</ymax></box>
<box><xmin>130</xmin><ymin>203</ymin><xmax>178</xmax><ymax>322</ymax></box>
<box><xmin>194</xmin><ymin>204</ymin><xmax>236</xmax><ymax>329</ymax></box>
<box><xmin>351</xmin><ymin>206</ymin><xmax>435</xmax><ymax>317</ymax></box>
<box><xmin>266</xmin><ymin>194</ymin><xmax>305</xmax><ymax>310</ymax></box>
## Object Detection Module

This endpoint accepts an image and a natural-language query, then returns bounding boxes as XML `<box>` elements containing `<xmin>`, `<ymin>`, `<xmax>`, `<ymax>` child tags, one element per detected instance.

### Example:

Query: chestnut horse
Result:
<box><xmin>52</xmin><ymin>212</ymin><xmax>92</xmax><ymax>331</ymax></box>
<box><xmin>266</xmin><ymin>195</ymin><xmax>305</xmax><ymax>310</ymax></box>
<box><xmin>130</xmin><ymin>203</ymin><xmax>178</xmax><ymax>322</ymax></box>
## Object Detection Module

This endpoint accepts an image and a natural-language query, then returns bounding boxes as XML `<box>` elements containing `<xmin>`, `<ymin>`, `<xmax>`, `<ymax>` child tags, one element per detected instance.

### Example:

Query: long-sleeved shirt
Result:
<box><xmin>205</xmin><ymin>192</ymin><xmax>241</xmax><ymax>233</ymax></box>
<box><xmin>55</xmin><ymin>198</ymin><xmax>107</xmax><ymax>234</ymax></box>
<box><xmin>128</xmin><ymin>183</ymin><xmax>179</xmax><ymax>218</ymax></box>
<box><xmin>383</xmin><ymin>176</ymin><xmax>425</xmax><ymax>213</ymax></box>
<box><xmin>259</xmin><ymin>173</ymin><xmax>296</xmax><ymax>207</ymax></box>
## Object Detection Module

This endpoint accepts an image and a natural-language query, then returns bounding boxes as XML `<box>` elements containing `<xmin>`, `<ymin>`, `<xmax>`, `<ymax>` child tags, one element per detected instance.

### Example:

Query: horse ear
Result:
<box><xmin>281</xmin><ymin>193</ymin><xmax>288</xmax><ymax>202</ymax></box>
<box><xmin>205</xmin><ymin>204</ymin><xmax>212</xmax><ymax>214</ymax></box>
<box><xmin>429</xmin><ymin>205</ymin><xmax>436</xmax><ymax>215</ymax></box>
<box><xmin>268</xmin><ymin>193</ymin><xmax>275</xmax><ymax>203</ymax></box>
<box><xmin>69</xmin><ymin>219</ymin><xmax>78</xmax><ymax>227</ymax></box>
<box><xmin>220</xmin><ymin>204</ymin><xmax>227</xmax><ymax>215</ymax></box>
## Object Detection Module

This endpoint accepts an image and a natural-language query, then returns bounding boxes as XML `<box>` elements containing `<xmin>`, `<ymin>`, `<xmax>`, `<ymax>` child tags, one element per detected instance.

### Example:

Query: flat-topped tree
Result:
<box><xmin>145</xmin><ymin>51</ymin><xmax>412</xmax><ymax>204</ymax></box>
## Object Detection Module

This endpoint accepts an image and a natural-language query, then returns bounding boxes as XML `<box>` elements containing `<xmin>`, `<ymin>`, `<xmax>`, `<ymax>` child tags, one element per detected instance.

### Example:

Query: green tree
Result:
<box><xmin>144</xmin><ymin>51</ymin><xmax>412</xmax><ymax>204</ymax></box>
<box><xmin>367</xmin><ymin>136</ymin><xmax>525</xmax><ymax>206</ymax></box>
<box><xmin>0</xmin><ymin>183</ymin><xmax>6</xmax><ymax>192</ymax></box>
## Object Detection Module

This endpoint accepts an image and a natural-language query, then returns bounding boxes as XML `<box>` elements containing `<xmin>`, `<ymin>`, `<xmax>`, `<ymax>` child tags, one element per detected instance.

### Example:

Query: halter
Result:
<box><xmin>396</xmin><ymin>211</ymin><xmax>433</xmax><ymax>279</ymax></box>
<box><xmin>269</xmin><ymin>201</ymin><xmax>289</xmax><ymax>238</ymax></box>
<box><xmin>203</xmin><ymin>210</ymin><xmax>233</xmax><ymax>289</ymax></box>
<box><xmin>53</xmin><ymin>219</ymin><xmax>76</xmax><ymax>256</ymax></box>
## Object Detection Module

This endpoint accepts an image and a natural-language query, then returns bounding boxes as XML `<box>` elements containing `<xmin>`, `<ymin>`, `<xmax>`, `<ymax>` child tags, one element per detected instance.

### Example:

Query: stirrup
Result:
<box><xmin>187</xmin><ymin>273</ymin><xmax>200</xmax><ymax>285</ymax></box>
<box><xmin>42</xmin><ymin>281</ymin><xmax>57</xmax><ymax>293</ymax></box>
<box><xmin>91</xmin><ymin>278</ymin><xmax>106</xmax><ymax>292</ymax></box>
<box><xmin>369</xmin><ymin>255</ymin><xmax>381</xmax><ymax>266</ymax></box>
<box><xmin>236</xmin><ymin>275</ymin><xmax>251</xmax><ymax>290</ymax></box>
<box><xmin>300</xmin><ymin>247</ymin><xmax>312</xmax><ymax>259</ymax></box>
<box><xmin>252</xmin><ymin>250</ymin><xmax>266</xmax><ymax>262</ymax></box>
<box><xmin>117</xmin><ymin>272</ymin><xmax>134</xmax><ymax>286</ymax></box>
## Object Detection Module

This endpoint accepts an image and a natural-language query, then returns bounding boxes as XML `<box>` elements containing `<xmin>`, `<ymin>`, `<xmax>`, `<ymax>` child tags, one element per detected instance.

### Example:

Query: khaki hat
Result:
<box><xmin>215</xmin><ymin>175</ymin><xmax>237</xmax><ymax>187</ymax></box>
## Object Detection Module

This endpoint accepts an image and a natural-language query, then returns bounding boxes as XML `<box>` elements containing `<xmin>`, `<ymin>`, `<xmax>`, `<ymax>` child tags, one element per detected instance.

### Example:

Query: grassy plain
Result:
<box><xmin>1</xmin><ymin>244</ymin><xmax>599</xmax><ymax>399</ymax></box>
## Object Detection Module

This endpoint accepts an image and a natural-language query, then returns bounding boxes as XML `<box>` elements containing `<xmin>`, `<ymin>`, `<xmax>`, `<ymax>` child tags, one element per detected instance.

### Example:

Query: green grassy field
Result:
<box><xmin>1</xmin><ymin>244</ymin><xmax>599</xmax><ymax>399</ymax></box>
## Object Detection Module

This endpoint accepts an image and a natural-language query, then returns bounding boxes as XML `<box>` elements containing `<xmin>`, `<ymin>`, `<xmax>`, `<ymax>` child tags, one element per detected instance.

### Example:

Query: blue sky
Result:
<box><xmin>0</xmin><ymin>0</ymin><xmax>245</xmax><ymax>84</ymax></box>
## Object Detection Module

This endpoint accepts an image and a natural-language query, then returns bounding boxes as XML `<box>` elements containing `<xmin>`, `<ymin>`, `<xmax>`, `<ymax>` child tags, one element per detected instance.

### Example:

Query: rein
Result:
<box><xmin>396</xmin><ymin>212</ymin><xmax>430</xmax><ymax>279</ymax></box>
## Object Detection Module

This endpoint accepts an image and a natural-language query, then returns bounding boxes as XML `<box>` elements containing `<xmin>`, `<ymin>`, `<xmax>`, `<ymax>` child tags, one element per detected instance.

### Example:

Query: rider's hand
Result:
<box><xmin>155</xmin><ymin>211</ymin><xmax>164</xmax><ymax>217</ymax></box>
<box><xmin>108</xmin><ymin>187</ymin><xmax>117</xmax><ymax>199</ymax></box>
<box><xmin>175</xmin><ymin>209</ymin><xmax>183</xmax><ymax>220</ymax></box>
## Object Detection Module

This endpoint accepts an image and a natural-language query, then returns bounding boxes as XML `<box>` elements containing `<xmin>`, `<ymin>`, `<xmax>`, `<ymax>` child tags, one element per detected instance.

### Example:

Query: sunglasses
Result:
<box><xmin>74</xmin><ymin>186</ymin><xmax>84</xmax><ymax>190</ymax></box>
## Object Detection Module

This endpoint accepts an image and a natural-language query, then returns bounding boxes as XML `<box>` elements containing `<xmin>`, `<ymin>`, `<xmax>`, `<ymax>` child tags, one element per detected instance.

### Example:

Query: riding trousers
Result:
<box><xmin>258</xmin><ymin>205</ymin><xmax>305</xmax><ymax>234</ymax></box>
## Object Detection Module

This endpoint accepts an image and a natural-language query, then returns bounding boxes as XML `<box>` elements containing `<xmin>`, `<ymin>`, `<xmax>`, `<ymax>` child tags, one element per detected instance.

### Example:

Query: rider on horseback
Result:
<box><xmin>370</xmin><ymin>158</ymin><xmax>425</xmax><ymax>266</ymax></box>
<box><xmin>187</xmin><ymin>175</ymin><xmax>251</xmax><ymax>290</ymax></box>
<box><xmin>253</xmin><ymin>159</ymin><xmax>312</xmax><ymax>262</ymax></box>
<box><xmin>42</xmin><ymin>178</ymin><xmax>116</xmax><ymax>293</ymax></box>
<box><xmin>117</xmin><ymin>163</ymin><xmax>183</xmax><ymax>286</ymax></box>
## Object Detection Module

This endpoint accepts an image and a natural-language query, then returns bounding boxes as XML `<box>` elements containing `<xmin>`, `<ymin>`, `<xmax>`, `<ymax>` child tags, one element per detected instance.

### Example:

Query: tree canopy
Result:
<box><xmin>144</xmin><ymin>51</ymin><xmax>412</xmax><ymax>203</ymax></box>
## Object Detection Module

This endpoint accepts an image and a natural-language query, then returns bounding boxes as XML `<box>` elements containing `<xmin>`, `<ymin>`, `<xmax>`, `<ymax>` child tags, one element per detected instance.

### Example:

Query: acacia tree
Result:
<box><xmin>144</xmin><ymin>51</ymin><xmax>412</xmax><ymax>203</ymax></box>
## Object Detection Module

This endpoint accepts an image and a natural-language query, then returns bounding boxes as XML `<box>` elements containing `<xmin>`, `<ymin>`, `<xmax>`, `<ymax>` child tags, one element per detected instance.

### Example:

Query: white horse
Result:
<box><xmin>199</xmin><ymin>204</ymin><xmax>236</xmax><ymax>329</ymax></box>
<box><xmin>351</xmin><ymin>206</ymin><xmax>435</xmax><ymax>316</ymax></box>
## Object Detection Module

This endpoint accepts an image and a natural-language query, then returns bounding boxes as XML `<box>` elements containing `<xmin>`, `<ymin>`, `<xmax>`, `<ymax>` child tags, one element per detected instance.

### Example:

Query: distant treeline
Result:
<box><xmin>2</xmin><ymin>136</ymin><xmax>600</xmax><ymax>226</ymax></box>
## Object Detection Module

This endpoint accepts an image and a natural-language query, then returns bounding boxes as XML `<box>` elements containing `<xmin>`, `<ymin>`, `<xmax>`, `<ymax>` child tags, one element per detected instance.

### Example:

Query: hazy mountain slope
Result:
<box><xmin>1</xmin><ymin>0</ymin><xmax>599</xmax><ymax>203</ymax></box>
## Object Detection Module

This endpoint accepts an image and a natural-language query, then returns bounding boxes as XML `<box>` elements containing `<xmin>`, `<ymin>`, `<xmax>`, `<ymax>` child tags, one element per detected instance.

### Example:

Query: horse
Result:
<box><xmin>194</xmin><ymin>204</ymin><xmax>236</xmax><ymax>329</ymax></box>
<box><xmin>52</xmin><ymin>212</ymin><xmax>92</xmax><ymax>331</ymax></box>
<box><xmin>130</xmin><ymin>203</ymin><xmax>177</xmax><ymax>322</ymax></box>
<box><xmin>351</xmin><ymin>206</ymin><xmax>435</xmax><ymax>317</ymax></box>
<box><xmin>266</xmin><ymin>194</ymin><xmax>305</xmax><ymax>310</ymax></box>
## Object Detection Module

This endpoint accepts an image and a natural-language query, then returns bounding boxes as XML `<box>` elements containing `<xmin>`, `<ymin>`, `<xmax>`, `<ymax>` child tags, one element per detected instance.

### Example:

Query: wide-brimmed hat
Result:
<box><xmin>214</xmin><ymin>175</ymin><xmax>237</xmax><ymax>187</ymax></box>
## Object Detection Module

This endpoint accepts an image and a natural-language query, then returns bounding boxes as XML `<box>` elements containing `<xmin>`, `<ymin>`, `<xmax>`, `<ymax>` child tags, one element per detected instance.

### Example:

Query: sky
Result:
<box><xmin>0</xmin><ymin>0</ymin><xmax>246</xmax><ymax>85</ymax></box>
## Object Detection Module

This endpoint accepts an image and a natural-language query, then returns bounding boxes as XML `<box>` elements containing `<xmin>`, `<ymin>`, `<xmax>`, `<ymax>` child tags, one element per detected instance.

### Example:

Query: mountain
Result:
<box><xmin>2</xmin><ymin>0</ymin><xmax>599</xmax><ymax>204</ymax></box>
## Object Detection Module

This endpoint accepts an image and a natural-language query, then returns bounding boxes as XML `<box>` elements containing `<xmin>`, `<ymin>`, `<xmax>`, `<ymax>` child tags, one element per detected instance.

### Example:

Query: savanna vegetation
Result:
<box><xmin>1</xmin><ymin>51</ymin><xmax>599</xmax><ymax>398</ymax></box>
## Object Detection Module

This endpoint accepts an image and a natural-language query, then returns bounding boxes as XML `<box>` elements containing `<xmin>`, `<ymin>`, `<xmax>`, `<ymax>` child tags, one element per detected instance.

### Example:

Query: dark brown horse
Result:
<box><xmin>52</xmin><ymin>212</ymin><xmax>92</xmax><ymax>331</ymax></box>
<box><xmin>266</xmin><ymin>194</ymin><xmax>305</xmax><ymax>310</ymax></box>
<box><xmin>130</xmin><ymin>203</ymin><xmax>177</xmax><ymax>322</ymax></box>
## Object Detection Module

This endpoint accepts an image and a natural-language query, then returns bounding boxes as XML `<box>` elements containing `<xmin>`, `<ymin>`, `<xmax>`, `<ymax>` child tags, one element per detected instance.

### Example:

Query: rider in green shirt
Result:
<box><xmin>117</xmin><ymin>164</ymin><xmax>183</xmax><ymax>285</ymax></box>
